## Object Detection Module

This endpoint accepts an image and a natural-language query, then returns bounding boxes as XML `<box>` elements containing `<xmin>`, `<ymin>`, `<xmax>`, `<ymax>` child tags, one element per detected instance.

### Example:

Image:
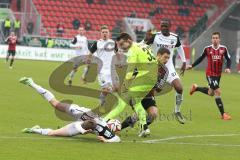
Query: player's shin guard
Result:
<box><xmin>31</xmin><ymin>83</ymin><xmax>55</xmax><ymax>101</ymax></box>
<box><xmin>175</xmin><ymin>93</ymin><xmax>183</xmax><ymax>113</ymax></box>
<box><xmin>196</xmin><ymin>87</ymin><xmax>209</xmax><ymax>95</ymax></box>
<box><xmin>215</xmin><ymin>96</ymin><xmax>225</xmax><ymax>116</ymax></box>
<box><xmin>104</xmin><ymin>93</ymin><xmax>126</xmax><ymax>121</ymax></box>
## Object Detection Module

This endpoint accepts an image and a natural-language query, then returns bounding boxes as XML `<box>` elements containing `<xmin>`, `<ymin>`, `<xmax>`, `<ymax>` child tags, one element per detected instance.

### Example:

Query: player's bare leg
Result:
<box><xmin>171</xmin><ymin>78</ymin><xmax>185</xmax><ymax>124</ymax></box>
<box><xmin>22</xmin><ymin>120</ymin><xmax>95</xmax><ymax>136</ymax></box>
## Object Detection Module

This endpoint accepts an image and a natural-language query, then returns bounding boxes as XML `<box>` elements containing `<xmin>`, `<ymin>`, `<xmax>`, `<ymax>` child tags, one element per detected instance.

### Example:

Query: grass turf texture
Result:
<box><xmin>0</xmin><ymin>59</ymin><xmax>240</xmax><ymax>160</ymax></box>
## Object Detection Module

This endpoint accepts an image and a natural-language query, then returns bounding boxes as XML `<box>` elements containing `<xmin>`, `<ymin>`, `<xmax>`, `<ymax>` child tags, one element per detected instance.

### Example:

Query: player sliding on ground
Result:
<box><xmin>19</xmin><ymin>77</ymin><xmax>120</xmax><ymax>143</ymax></box>
<box><xmin>187</xmin><ymin>32</ymin><xmax>231</xmax><ymax>120</ymax></box>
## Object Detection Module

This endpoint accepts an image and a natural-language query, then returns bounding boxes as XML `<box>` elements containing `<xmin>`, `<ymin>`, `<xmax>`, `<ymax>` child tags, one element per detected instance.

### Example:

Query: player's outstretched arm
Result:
<box><xmin>97</xmin><ymin>135</ymin><xmax>121</xmax><ymax>143</ymax></box>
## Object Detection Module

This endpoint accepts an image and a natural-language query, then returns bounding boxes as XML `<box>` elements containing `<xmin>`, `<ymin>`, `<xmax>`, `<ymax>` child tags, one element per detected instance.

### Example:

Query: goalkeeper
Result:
<box><xmin>104</xmin><ymin>33</ymin><xmax>158</xmax><ymax>137</ymax></box>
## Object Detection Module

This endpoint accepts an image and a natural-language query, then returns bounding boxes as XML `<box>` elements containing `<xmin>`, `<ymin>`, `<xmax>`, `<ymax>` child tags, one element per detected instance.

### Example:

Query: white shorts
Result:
<box><xmin>67</xmin><ymin>104</ymin><xmax>97</xmax><ymax>121</ymax></box>
<box><xmin>65</xmin><ymin>121</ymin><xmax>84</xmax><ymax>136</ymax></box>
<box><xmin>98</xmin><ymin>70</ymin><xmax>119</xmax><ymax>90</ymax></box>
<box><xmin>166</xmin><ymin>64</ymin><xmax>180</xmax><ymax>84</ymax></box>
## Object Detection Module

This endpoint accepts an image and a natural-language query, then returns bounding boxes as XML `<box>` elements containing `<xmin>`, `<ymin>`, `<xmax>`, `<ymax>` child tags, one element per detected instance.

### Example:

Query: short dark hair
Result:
<box><xmin>101</xmin><ymin>25</ymin><xmax>109</xmax><ymax>30</ymax></box>
<box><xmin>116</xmin><ymin>32</ymin><xmax>133</xmax><ymax>41</ymax></box>
<box><xmin>157</xmin><ymin>47</ymin><xmax>170</xmax><ymax>55</ymax></box>
<box><xmin>82</xmin><ymin>120</ymin><xmax>97</xmax><ymax>130</ymax></box>
<box><xmin>212</xmin><ymin>32</ymin><xmax>220</xmax><ymax>37</ymax></box>
<box><xmin>161</xmin><ymin>18</ymin><xmax>171</xmax><ymax>26</ymax></box>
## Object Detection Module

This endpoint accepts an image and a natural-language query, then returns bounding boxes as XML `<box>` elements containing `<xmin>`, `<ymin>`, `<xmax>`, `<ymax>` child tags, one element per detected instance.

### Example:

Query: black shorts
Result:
<box><xmin>141</xmin><ymin>96</ymin><xmax>156</xmax><ymax>110</ymax></box>
<box><xmin>8</xmin><ymin>50</ymin><xmax>16</xmax><ymax>56</ymax></box>
<box><xmin>206</xmin><ymin>76</ymin><xmax>221</xmax><ymax>90</ymax></box>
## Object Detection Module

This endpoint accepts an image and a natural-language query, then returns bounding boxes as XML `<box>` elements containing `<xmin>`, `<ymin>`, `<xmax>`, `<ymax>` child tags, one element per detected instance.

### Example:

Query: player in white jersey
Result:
<box><xmin>68</xmin><ymin>27</ymin><xmax>89</xmax><ymax>86</ymax></box>
<box><xmin>19</xmin><ymin>77</ymin><xmax>120</xmax><ymax>143</ymax></box>
<box><xmin>87</xmin><ymin>25</ymin><xmax>124</xmax><ymax>106</ymax></box>
<box><xmin>146</xmin><ymin>19</ymin><xmax>186</xmax><ymax>124</ymax></box>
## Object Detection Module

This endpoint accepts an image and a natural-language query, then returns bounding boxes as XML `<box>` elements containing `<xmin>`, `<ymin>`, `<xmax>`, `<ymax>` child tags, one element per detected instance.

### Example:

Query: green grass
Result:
<box><xmin>0</xmin><ymin>59</ymin><xmax>240</xmax><ymax>160</ymax></box>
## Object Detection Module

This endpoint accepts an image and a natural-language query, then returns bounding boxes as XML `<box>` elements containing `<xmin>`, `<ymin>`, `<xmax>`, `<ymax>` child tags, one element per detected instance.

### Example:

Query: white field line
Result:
<box><xmin>0</xmin><ymin>133</ymin><xmax>240</xmax><ymax>147</ymax></box>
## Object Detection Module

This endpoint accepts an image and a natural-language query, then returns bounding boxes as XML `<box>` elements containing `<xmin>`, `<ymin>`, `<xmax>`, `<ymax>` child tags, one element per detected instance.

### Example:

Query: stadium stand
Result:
<box><xmin>8</xmin><ymin>0</ymin><xmax>233</xmax><ymax>42</ymax></box>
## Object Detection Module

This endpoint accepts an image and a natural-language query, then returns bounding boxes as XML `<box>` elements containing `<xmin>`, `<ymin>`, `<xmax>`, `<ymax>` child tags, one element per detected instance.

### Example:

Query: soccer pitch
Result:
<box><xmin>0</xmin><ymin>60</ymin><xmax>240</xmax><ymax>160</ymax></box>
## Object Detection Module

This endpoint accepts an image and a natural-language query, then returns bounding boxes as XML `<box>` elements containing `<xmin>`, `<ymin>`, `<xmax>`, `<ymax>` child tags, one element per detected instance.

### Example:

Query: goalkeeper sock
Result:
<box><xmin>30</xmin><ymin>82</ymin><xmax>55</xmax><ymax>101</ymax></box>
<box><xmin>196</xmin><ymin>87</ymin><xmax>209</xmax><ymax>95</ymax></box>
<box><xmin>104</xmin><ymin>93</ymin><xmax>126</xmax><ymax>121</ymax></box>
<box><xmin>134</xmin><ymin>102</ymin><xmax>147</xmax><ymax>129</ymax></box>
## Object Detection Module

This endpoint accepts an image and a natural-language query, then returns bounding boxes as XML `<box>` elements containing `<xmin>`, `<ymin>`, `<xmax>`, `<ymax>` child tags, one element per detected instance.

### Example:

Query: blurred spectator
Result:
<box><xmin>56</xmin><ymin>22</ymin><xmax>64</xmax><ymax>37</ymax></box>
<box><xmin>112</xmin><ymin>25</ymin><xmax>121</xmax><ymax>39</ymax></box>
<box><xmin>17</xmin><ymin>0</ymin><xmax>21</xmax><ymax>11</ymax></box>
<box><xmin>135</xmin><ymin>26</ymin><xmax>144</xmax><ymax>42</ymax></box>
<box><xmin>149</xmin><ymin>5</ymin><xmax>162</xmax><ymax>18</ymax></box>
<box><xmin>86</xmin><ymin>0</ymin><xmax>94</xmax><ymax>4</ymax></box>
<box><xmin>155</xmin><ymin>6</ymin><xmax>162</xmax><ymax>14</ymax></box>
<box><xmin>236</xmin><ymin>47</ymin><xmax>240</xmax><ymax>73</ymax></box>
<box><xmin>72</xmin><ymin>18</ymin><xmax>80</xmax><ymax>30</ymax></box>
<box><xmin>28</xmin><ymin>37</ymin><xmax>42</xmax><ymax>47</ymax></box>
<box><xmin>27</xmin><ymin>20</ymin><xmax>34</xmax><ymax>34</ymax></box>
<box><xmin>4</xmin><ymin>17</ymin><xmax>11</xmax><ymax>37</ymax></box>
<box><xmin>149</xmin><ymin>6</ymin><xmax>156</xmax><ymax>17</ymax></box>
<box><xmin>14</xmin><ymin>18</ymin><xmax>21</xmax><ymax>37</ymax></box>
<box><xmin>187</xmin><ymin>0</ymin><xmax>195</xmax><ymax>6</ymax></box>
<box><xmin>85</xmin><ymin>20</ymin><xmax>92</xmax><ymax>31</ymax></box>
<box><xmin>99</xmin><ymin>0</ymin><xmax>106</xmax><ymax>4</ymax></box>
<box><xmin>47</xmin><ymin>38</ymin><xmax>55</xmax><ymax>48</ymax></box>
<box><xmin>175</xmin><ymin>26</ymin><xmax>184</xmax><ymax>39</ymax></box>
<box><xmin>177</xmin><ymin>0</ymin><xmax>184</xmax><ymax>6</ymax></box>
<box><xmin>130</xmin><ymin>11</ymin><xmax>137</xmax><ymax>18</ymax></box>
<box><xmin>178</xmin><ymin>7</ymin><xmax>190</xmax><ymax>16</ymax></box>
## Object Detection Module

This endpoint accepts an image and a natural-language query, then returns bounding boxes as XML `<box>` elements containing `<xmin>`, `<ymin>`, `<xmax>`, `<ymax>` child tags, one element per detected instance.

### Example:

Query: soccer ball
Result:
<box><xmin>107</xmin><ymin>119</ymin><xmax>121</xmax><ymax>133</ymax></box>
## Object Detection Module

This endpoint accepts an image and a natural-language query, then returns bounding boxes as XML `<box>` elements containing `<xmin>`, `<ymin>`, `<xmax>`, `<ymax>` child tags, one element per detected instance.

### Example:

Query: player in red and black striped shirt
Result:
<box><xmin>5</xmin><ymin>31</ymin><xmax>17</xmax><ymax>69</ymax></box>
<box><xmin>187</xmin><ymin>32</ymin><xmax>231</xmax><ymax>120</ymax></box>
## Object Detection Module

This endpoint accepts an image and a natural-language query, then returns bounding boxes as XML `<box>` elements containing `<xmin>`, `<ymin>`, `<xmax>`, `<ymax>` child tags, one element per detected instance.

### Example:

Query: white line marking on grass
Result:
<box><xmin>0</xmin><ymin>133</ymin><xmax>240</xmax><ymax>147</ymax></box>
<box><xmin>142</xmin><ymin>133</ymin><xmax>240</xmax><ymax>143</ymax></box>
<box><xmin>153</xmin><ymin>142</ymin><xmax>240</xmax><ymax>147</ymax></box>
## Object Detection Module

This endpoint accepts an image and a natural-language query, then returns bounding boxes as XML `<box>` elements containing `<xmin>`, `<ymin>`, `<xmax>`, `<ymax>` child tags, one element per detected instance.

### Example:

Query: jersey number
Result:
<box><xmin>141</xmin><ymin>47</ymin><xmax>155</xmax><ymax>61</ymax></box>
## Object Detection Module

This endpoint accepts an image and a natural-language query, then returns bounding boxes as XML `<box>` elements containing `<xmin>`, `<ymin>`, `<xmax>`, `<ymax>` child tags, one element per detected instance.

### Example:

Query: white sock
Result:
<box><xmin>69</xmin><ymin>70</ymin><xmax>76</xmax><ymax>80</ymax></box>
<box><xmin>32</xmin><ymin>128</ymin><xmax>53</xmax><ymax>135</ymax></box>
<box><xmin>175</xmin><ymin>93</ymin><xmax>183</xmax><ymax>113</ymax></box>
<box><xmin>30</xmin><ymin>82</ymin><xmax>55</xmax><ymax>101</ymax></box>
<box><xmin>99</xmin><ymin>92</ymin><xmax>106</xmax><ymax>106</ymax></box>
<box><xmin>81</xmin><ymin>66</ymin><xmax>89</xmax><ymax>79</ymax></box>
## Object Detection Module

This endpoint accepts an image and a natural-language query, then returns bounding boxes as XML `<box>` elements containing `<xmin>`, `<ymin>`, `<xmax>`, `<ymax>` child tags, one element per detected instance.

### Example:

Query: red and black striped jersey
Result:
<box><xmin>6</xmin><ymin>36</ymin><xmax>17</xmax><ymax>51</ymax></box>
<box><xmin>192</xmin><ymin>45</ymin><xmax>231</xmax><ymax>76</ymax></box>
